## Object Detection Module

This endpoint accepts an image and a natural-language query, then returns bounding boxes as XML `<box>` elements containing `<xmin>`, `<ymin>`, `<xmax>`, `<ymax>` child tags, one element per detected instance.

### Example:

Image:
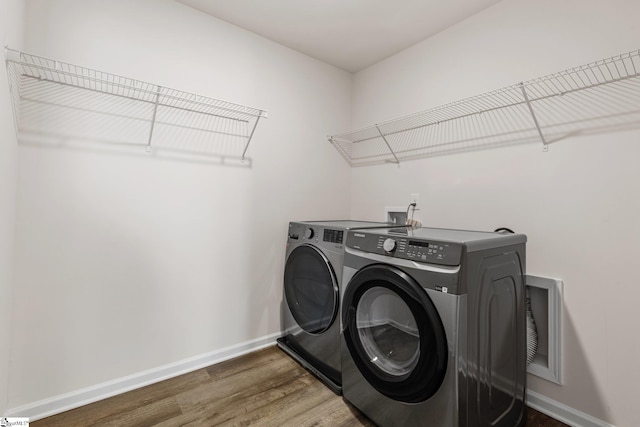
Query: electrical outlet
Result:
<box><xmin>410</xmin><ymin>193</ymin><xmax>419</xmax><ymax>204</ymax></box>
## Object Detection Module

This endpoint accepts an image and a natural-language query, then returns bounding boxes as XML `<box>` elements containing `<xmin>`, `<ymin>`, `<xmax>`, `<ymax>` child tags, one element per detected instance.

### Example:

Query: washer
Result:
<box><xmin>277</xmin><ymin>220</ymin><xmax>400</xmax><ymax>394</ymax></box>
<box><xmin>341</xmin><ymin>227</ymin><xmax>527</xmax><ymax>427</ymax></box>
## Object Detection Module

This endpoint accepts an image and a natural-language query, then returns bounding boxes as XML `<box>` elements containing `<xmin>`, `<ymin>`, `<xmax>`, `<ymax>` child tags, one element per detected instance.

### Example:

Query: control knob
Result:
<box><xmin>304</xmin><ymin>228</ymin><xmax>314</xmax><ymax>239</ymax></box>
<box><xmin>383</xmin><ymin>238</ymin><xmax>397</xmax><ymax>252</ymax></box>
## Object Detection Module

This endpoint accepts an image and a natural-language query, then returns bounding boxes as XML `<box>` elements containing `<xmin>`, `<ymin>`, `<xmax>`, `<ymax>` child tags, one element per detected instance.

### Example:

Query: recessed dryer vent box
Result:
<box><xmin>385</xmin><ymin>207</ymin><xmax>408</xmax><ymax>225</ymax></box>
<box><xmin>526</xmin><ymin>275</ymin><xmax>563</xmax><ymax>385</ymax></box>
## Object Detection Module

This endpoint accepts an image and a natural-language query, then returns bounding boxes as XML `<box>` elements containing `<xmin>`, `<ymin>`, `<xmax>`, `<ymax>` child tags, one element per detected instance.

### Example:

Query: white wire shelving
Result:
<box><xmin>328</xmin><ymin>49</ymin><xmax>640</xmax><ymax>166</ymax></box>
<box><xmin>5</xmin><ymin>48</ymin><xmax>268</xmax><ymax>162</ymax></box>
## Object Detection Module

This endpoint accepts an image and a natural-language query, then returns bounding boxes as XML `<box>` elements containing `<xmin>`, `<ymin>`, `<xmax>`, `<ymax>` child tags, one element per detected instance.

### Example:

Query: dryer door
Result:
<box><xmin>284</xmin><ymin>244</ymin><xmax>339</xmax><ymax>334</ymax></box>
<box><xmin>342</xmin><ymin>264</ymin><xmax>448</xmax><ymax>403</ymax></box>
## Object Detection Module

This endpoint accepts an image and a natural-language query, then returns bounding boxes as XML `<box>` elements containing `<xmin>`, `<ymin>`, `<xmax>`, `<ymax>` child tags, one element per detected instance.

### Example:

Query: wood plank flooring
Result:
<box><xmin>32</xmin><ymin>346</ymin><xmax>568</xmax><ymax>426</ymax></box>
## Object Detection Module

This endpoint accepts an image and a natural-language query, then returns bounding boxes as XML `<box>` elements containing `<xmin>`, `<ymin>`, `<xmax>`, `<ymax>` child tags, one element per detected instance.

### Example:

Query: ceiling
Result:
<box><xmin>176</xmin><ymin>0</ymin><xmax>502</xmax><ymax>73</ymax></box>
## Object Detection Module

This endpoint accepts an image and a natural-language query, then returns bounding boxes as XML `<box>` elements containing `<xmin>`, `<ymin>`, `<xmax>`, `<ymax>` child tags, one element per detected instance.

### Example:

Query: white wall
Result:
<box><xmin>350</xmin><ymin>0</ymin><xmax>640</xmax><ymax>425</ymax></box>
<box><xmin>0</xmin><ymin>0</ymin><xmax>24</xmax><ymax>415</ymax></box>
<box><xmin>8</xmin><ymin>0</ymin><xmax>351</xmax><ymax>409</ymax></box>
<box><xmin>7</xmin><ymin>0</ymin><xmax>639</xmax><ymax>424</ymax></box>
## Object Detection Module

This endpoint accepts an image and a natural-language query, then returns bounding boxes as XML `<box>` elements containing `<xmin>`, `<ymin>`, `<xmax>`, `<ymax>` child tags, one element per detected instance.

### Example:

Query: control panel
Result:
<box><xmin>404</xmin><ymin>239</ymin><xmax>451</xmax><ymax>263</ymax></box>
<box><xmin>347</xmin><ymin>232</ymin><xmax>462</xmax><ymax>266</ymax></box>
<box><xmin>323</xmin><ymin>228</ymin><xmax>344</xmax><ymax>244</ymax></box>
<box><xmin>288</xmin><ymin>224</ymin><xmax>344</xmax><ymax>246</ymax></box>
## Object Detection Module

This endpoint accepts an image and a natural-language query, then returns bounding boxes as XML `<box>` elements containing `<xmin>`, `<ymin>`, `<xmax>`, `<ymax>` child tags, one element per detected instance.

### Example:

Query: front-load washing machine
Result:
<box><xmin>341</xmin><ymin>227</ymin><xmax>527</xmax><ymax>426</ymax></box>
<box><xmin>277</xmin><ymin>220</ymin><xmax>399</xmax><ymax>394</ymax></box>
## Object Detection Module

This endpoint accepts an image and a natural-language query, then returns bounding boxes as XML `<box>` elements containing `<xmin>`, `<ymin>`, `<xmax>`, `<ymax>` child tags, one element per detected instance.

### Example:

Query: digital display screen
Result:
<box><xmin>323</xmin><ymin>229</ymin><xmax>344</xmax><ymax>244</ymax></box>
<box><xmin>409</xmin><ymin>240</ymin><xmax>430</xmax><ymax>248</ymax></box>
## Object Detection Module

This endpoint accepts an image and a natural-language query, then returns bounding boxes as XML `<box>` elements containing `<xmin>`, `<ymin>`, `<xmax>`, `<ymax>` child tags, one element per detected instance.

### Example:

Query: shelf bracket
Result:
<box><xmin>520</xmin><ymin>83</ymin><xmax>548</xmax><ymax>152</ymax></box>
<box><xmin>147</xmin><ymin>86</ymin><xmax>161</xmax><ymax>152</ymax></box>
<box><xmin>241</xmin><ymin>115</ymin><xmax>262</xmax><ymax>161</ymax></box>
<box><xmin>375</xmin><ymin>125</ymin><xmax>400</xmax><ymax>165</ymax></box>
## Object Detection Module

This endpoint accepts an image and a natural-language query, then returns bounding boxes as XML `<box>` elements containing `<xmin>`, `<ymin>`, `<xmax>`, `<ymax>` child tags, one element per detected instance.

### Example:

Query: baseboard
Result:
<box><xmin>5</xmin><ymin>331</ymin><xmax>282</xmax><ymax>421</ymax></box>
<box><xmin>527</xmin><ymin>389</ymin><xmax>615</xmax><ymax>427</ymax></box>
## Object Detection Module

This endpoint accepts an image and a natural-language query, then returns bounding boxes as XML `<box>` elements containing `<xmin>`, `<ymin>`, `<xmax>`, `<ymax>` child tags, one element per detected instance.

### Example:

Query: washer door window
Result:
<box><xmin>343</xmin><ymin>265</ymin><xmax>448</xmax><ymax>403</ymax></box>
<box><xmin>284</xmin><ymin>244</ymin><xmax>339</xmax><ymax>334</ymax></box>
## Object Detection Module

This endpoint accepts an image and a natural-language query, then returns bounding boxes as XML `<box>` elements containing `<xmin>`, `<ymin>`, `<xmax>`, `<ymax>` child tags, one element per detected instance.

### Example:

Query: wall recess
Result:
<box><xmin>526</xmin><ymin>274</ymin><xmax>564</xmax><ymax>385</ymax></box>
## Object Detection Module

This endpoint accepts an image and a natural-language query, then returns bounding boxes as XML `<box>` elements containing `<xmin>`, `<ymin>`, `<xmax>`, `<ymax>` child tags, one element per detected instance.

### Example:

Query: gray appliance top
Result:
<box><xmin>296</xmin><ymin>220</ymin><xmax>396</xmax><ymax>230</ymax></box>
<box><xmin>378</xmin><ymin>227</ymin><xmax>526</xmax><ymax>246</ymax></box>
<box><xmin>345</xmin><ymin>227</ymin><xmax>526</xmax><ymax>266</ymax></box>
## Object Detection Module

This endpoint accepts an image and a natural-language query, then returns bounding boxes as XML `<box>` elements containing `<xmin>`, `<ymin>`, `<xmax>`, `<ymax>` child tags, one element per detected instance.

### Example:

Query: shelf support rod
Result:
<box><xmin>520</xmin><ymin>82</ymin><xmax>548</xmax><ymax>152</ymax></box>
<box><xmin>147</xmin><ymin>86</ymin><xmax>161</xmax><ymax>152</ymax></box>
<box><xmin>375</xmin><ymin>125</ymin><xmax>400</xmax><ymax>165</ymax></box>
<box><xmin>241</xmin><ymin>115</ymin><xmax>262</xmax><ymax>161</ymax></box>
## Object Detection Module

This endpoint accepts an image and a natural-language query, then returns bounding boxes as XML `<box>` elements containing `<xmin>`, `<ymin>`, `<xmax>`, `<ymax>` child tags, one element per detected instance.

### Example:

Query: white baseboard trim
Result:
<box><xmin>6</xmin><ymin>331</ymin><xmax>282</xmax><ymax>421</ymax></box>
<box><xmin>527</xmin><ymin>389</ymin><xmax>614</xmax><ymax>427</ymax></box>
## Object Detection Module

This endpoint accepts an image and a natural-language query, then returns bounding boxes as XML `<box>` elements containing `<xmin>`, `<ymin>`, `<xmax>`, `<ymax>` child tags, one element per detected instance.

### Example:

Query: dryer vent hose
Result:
<box><xmin>526</xmin><ymin>291</ymin><xmax>538</xmax><ymax>365</ymax></box>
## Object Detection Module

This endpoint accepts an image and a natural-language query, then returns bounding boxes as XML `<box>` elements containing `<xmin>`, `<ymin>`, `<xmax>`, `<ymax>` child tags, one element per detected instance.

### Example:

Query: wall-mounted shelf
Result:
<box><xmin>5</xmin><ymin>48</ymin><xmax>267</xmax><ymax>162</ymax></box>
<box><xmin>328</xmin><ymin>49</ymin><xmax>640</xmax><ymax>166</ymax></box>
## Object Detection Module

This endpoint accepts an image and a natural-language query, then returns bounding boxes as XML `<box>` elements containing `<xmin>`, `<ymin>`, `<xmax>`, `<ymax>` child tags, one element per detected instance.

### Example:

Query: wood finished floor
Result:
<box><xmin>33</xmin><ymin>346</ymin><xmax>568</xmax><ymax>426</ymax></box>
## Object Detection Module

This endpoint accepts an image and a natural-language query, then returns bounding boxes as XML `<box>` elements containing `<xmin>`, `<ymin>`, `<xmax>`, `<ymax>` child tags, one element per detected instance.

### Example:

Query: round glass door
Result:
<box><xmin>343</xmin><ymin>265</ymin><xmax>448</xmax><ymax>403</ymax></box>
<box><xmin>284</xmin><ymin>244</ymin><xmax>338</xmax><ymax>334</ymax></box>
<box><xmin>357</xmin><ymin>287</ymin><xmax>421</xmax><ymax>377</ymax></box>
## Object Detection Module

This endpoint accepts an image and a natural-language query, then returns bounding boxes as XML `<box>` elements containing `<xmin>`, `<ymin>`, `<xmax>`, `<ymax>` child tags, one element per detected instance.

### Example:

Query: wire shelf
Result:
<box><xmin>329</xmin><ymin>49</ymin><xmax>640</xmax><ymax>166</ymax></box>
<box><xmin>5</xmin><ymin>48</ymin><xmax>268</xmax><ymax>161</ymax></box>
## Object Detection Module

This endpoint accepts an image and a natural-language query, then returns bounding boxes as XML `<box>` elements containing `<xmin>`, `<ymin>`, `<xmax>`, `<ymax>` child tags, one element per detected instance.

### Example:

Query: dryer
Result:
<box><xmin>277</xmin><ymin>220</ymin><xmax>398</xmax><ymax>394</ymax></box>
<box><xmin>340</xmin><ymin>227</ymin><xmax>527</xmax><ymax>427</ymax></box>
